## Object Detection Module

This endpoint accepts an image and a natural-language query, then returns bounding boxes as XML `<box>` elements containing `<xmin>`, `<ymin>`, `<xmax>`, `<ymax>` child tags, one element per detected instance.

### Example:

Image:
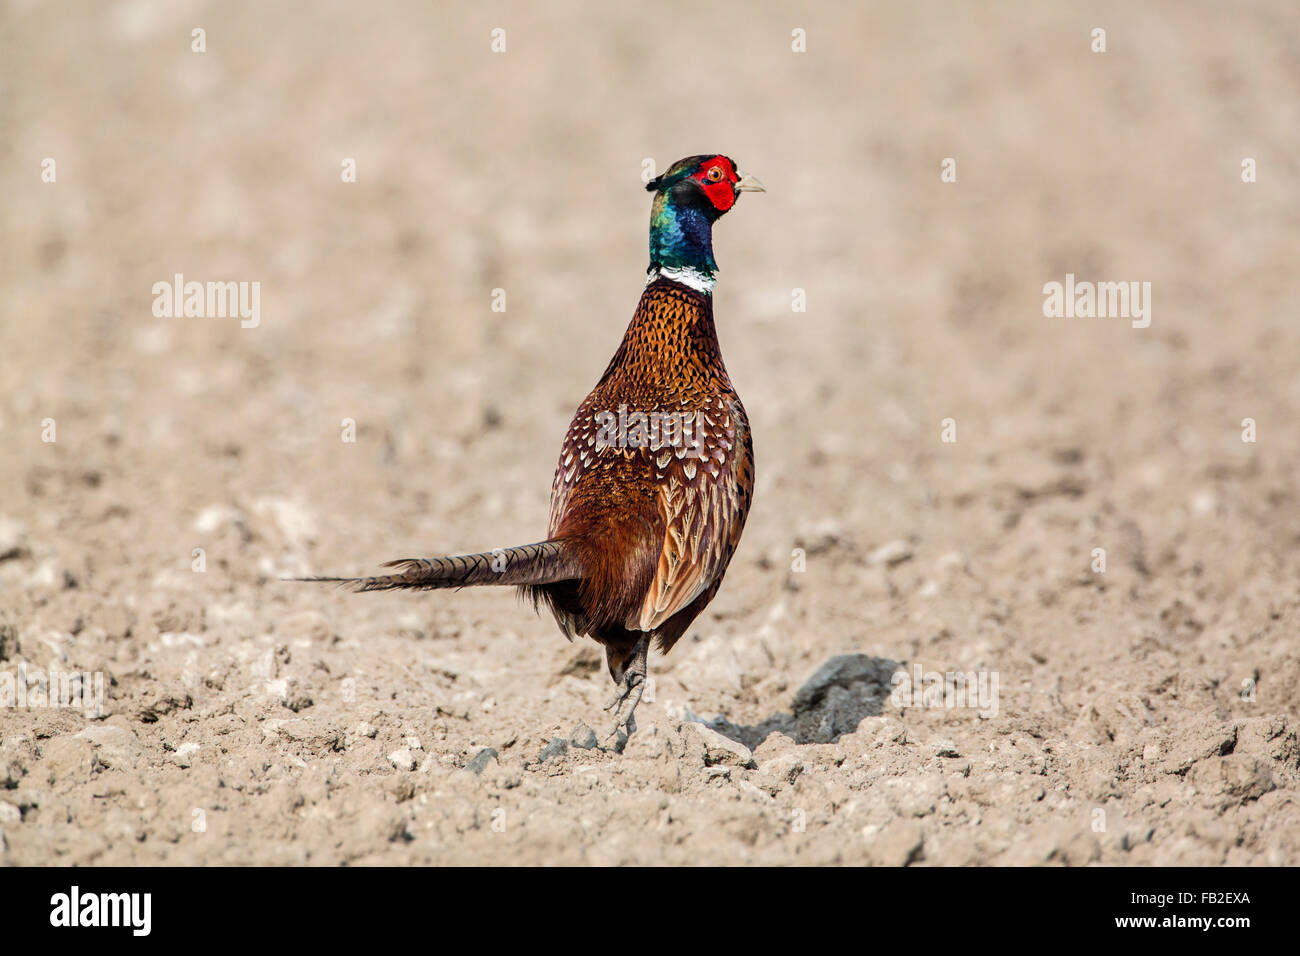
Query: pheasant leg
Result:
<box><xmin>603</xmin><ymin>635</ymin><xmax>650</xmax><ymax>750</ymax></box>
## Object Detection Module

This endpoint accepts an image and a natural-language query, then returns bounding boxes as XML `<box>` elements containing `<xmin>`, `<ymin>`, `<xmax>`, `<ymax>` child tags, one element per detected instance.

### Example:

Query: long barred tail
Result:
<box><xmin>296</xmin><ymin>540</ymin><xmax>581</xmax><ymax>592</ymax></box>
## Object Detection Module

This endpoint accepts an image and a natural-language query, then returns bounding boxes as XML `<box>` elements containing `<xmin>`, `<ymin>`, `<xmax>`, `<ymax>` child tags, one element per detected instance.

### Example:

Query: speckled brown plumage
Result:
<box><xmin>527</xmin><ymin>277</ymin><xmax>754</xmax><ymax>680</ymax></box>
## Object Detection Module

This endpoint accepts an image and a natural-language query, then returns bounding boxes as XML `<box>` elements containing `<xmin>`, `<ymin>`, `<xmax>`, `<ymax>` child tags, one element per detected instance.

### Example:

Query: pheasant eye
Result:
<box><xmin>705</xmin><ymin>166</ymin><xmax>724</xmax><ymax>182</ymax></box>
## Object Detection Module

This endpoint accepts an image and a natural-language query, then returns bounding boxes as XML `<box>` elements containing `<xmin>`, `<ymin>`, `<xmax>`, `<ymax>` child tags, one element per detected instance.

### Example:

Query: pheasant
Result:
<box><xmin>303</xmin><ymin>154</ymin><xmax>764</xmax><ymax>746</ymax></box>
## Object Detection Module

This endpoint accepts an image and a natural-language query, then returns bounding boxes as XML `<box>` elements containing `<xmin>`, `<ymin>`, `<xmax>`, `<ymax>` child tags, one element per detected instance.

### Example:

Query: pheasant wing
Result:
<box><xmin>637</xmin><ymin>396</ymin><xmax>753</xmax><ymax>630</ymax></box>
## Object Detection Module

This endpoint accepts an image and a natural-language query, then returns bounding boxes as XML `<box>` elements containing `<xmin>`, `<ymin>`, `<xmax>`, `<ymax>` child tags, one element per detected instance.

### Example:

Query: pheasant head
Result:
<box><xmin>646</xmin><ymin>154</ymin><xmax>764</xmax><ymax>290</ymax></box>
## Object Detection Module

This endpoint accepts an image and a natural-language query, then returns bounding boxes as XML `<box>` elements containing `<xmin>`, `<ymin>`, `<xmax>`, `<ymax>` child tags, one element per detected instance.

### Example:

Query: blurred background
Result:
<box><xmin>1</xmin><ymin>0</ymin><xmax>1298</xmax><ymax>864</ymax></box>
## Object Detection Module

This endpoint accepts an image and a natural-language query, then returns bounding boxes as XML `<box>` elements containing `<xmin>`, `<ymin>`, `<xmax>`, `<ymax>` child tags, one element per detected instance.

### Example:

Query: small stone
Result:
<box><xmin>465</xmin><ymin>748</ymin><xmax>499</xmax><ymax>775</ymax></box>
<box><xmin>194</xmin><ymin>504</ymin><xmax>246</xmax><ymax>536</ymax></box>
<box><xmin>269</xmin><ymin>718</ymin><xmax>338</xmax><ymax>751</ymax></box>
<box><xmin>387</xmin><ymin>748</ymin><xmax>417</xmax><ymax>772</ymax></box>
<box><xmin>137</xmin><ymin>688</ymin><xmax>193</xmax><ymax>723</ymax></box>
<box><xmin>538</xmin><ymin>738</ymin><xmax>568</xmax><ymax>763</ymax></box>
<box><xmin>282</xmin><ymin>680</ymin><xmax>313</xmax><ymax>713</ymax></box>
<box><xmin>73</xmin><ymin>726</ymin><xmax>142</xmax><ymax>770</ymax></box>
<box><xmin>934</xmin><ymin>738</ymin><xmax>960</xmax><ymax>758</ymax></box>
<box><xmin>688</xmin><ymin>723</ymin><xmax>755</xmax><ymax>768</ymax></box>
<box><xmin>867</xmin><ymin>540</ymin><xmax>913</xmax><ymax>566</ymax></box>
<box><xmin>759</xmin><ymin>752</ymin><xmax>805</xmax><ymax>785</ymax></box>
<box><xmin>354</xmin><ymin>722</ymin><xmax>378</xmax><ymax>739</ymax></box>
<box><xmin>795</xmin><ymin>520</ymin><xmax>843</xmax><ymax>556</ymax></box>
<box><xmin>404</xmin><ymin>736</ymin><xmax>423</xmax><ymax>751</ymax></box>
<box><xmin>569</xmin><ymin>723</ymin><xmax>599</xmax><ymax>750</ymax></box>
<box><xmin>0</xmin><ymin>803</ymin><xmax>20</xmax><ymax>824</ymax></box>
<box><xmin>172</xmin><ymin>742</ymin><xmax>200</xmax><ymax>768</ymax></box>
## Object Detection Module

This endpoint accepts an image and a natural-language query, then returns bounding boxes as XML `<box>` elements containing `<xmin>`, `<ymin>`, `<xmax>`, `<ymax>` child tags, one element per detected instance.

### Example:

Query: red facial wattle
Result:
<box><xmin>692</xmin><ymin>155</ymin><xmax>738</xmax><ymax>212</ymax></box>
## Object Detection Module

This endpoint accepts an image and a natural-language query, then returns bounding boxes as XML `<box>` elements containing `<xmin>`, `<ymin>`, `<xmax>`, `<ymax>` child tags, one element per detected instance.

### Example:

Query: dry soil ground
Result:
<box><xmin>1</xmin><ymin>0</ymin><xmax>1298</xmax><ymax>865</ymax></box>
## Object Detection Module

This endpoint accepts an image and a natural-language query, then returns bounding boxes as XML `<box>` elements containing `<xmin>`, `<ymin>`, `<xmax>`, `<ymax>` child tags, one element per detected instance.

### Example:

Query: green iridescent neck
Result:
<box><xmin>648</xmin><ymin>191</ymin><xmax>718</xmax><ymax>277</ymax></box>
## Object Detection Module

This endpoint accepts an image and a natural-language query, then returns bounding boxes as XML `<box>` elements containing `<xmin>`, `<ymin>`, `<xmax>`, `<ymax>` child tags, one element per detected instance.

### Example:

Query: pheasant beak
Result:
<box><xmin>734</xmin><ymin>173</ymin><xmax>766</xmax><ymax>193</ymax></box>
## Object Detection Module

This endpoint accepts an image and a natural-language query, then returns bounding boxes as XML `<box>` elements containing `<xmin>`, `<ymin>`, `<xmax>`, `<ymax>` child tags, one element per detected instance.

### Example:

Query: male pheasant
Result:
<box><xmin>303</xmin><ymin>155</ymin><xmax>763</xmax><ymax>746</ymax></box>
